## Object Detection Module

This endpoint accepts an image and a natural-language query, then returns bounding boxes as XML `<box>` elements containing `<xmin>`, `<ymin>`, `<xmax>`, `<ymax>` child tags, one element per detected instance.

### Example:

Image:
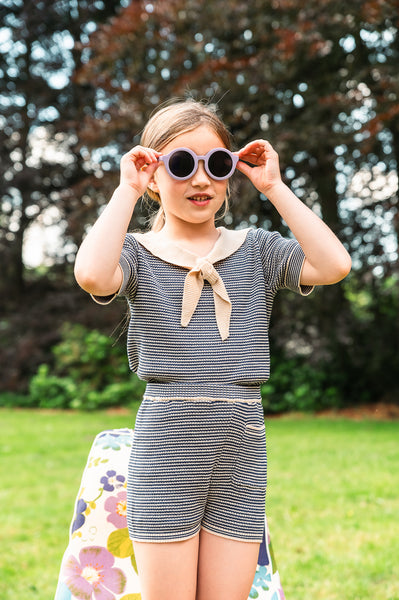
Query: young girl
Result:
<box><xmin>74</xmin><ymin>99</ymin><xmax>351</xmax><ymax>600</ymax></box>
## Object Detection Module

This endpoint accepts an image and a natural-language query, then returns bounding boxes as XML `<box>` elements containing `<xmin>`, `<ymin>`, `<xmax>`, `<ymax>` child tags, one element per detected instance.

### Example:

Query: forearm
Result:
<box><xmin>74</xmin><ymin>184</ymin><xmax>140</xmax><ymax>295</ymax></box>
<box><xmin>266</xmin><ymin>181</ymin><xmax>351</xmax><ymax>285</ymax></box>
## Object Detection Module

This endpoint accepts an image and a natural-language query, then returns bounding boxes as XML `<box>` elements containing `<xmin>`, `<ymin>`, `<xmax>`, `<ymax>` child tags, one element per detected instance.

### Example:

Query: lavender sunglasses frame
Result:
<box><xmin>158</xmin><ymin>147</ymin><xmax>239</xmax><ymax>181</ymax></box>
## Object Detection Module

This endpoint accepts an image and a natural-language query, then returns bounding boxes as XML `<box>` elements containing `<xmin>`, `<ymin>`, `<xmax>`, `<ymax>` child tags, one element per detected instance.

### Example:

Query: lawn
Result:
<box><xmin>0</xmin><ymin>408</ymin><xmax>398</xmax><ymax>600</ymax></box>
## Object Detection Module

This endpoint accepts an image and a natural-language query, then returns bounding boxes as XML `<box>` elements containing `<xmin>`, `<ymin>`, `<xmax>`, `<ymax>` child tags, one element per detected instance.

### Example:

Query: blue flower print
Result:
<box><xmin>100</xmin><ymin>470</ymin><xmax>126</xmax><ymax>492</ymax></box>
<box><xmin>95</xmin><ymin>430</ymin><xmax>132</xmax><ymax>451</ymax></box>
<box><xmin>54</xmin><ymin>580</ymin><xmax>72</xmax><ymax>600</ymax></box>
<box><xmin>249</xmin><ymin>566</ymin><xmax>274</xmax><ymax>598</ymax></box>
<box><xmin>71</xmin><ymin>498</ymin><xmax>87</xmax><ymax>534</ymax></box>
<box><xmin>257</xmin><ymin>526</ymin><xmax>270</xmax><ymax>567</ymax></box>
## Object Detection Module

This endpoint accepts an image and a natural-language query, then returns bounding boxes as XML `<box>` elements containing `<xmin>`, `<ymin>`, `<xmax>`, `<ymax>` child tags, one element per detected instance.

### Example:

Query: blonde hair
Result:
<box><xmin>140</xmin><ymin>99</ymin><xmax>232</xmax><ymax>231</ymax></box>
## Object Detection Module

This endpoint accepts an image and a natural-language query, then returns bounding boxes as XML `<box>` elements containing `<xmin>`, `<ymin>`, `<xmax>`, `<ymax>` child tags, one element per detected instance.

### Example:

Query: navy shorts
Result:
<box><xmin>127</xmin><ymin>389</ymin><xmax>267</xmax><ymax>543</ymax></box>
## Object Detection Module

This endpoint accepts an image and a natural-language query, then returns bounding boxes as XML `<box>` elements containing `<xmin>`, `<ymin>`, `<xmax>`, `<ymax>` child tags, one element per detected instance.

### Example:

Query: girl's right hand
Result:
<box><xmin>119</xmin><ymin>145</ymin><xmax>161</xmax><ymax>196</ymax></box>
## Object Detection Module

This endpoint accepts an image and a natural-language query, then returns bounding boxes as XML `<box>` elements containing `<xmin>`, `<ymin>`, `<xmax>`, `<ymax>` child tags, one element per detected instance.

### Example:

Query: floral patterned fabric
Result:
<box><xmin>55</xmin><ymin>429</ymin><xmax>285</xmax><ymax>600</ymax></box>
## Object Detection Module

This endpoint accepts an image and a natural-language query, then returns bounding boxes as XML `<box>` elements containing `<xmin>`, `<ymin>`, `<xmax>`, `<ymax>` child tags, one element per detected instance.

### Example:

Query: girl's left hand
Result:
<box><xmin>236</xmin><ymin>140</ymin><xmax>282</xmax><ymax>193</ymax></box>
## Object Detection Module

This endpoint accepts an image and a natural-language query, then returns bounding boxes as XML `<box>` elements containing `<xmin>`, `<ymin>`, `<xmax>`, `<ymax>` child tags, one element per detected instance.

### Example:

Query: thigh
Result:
<box><xmin>133</xmin><ymin>534</ymin><xmax>199</xmax><ymax>600</ymax></box>
<box><xmin>196</xmin><ymin>529</ymin><xmax>260</xmax><ymax>600</ymax></box>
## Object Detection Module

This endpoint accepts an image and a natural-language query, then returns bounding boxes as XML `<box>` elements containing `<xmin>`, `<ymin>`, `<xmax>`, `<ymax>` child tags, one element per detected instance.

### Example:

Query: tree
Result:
<box><xmin>0</xmin><ymin>0</ymin><xmax>123</xmax><ymax>300</ymax></box>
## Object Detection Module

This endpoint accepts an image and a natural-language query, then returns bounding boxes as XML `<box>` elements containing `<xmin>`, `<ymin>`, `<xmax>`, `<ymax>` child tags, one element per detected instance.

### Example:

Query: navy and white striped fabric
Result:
<box><xmin>127</xmin><ymin>396</ymin><xmax>267</xmax><ymax>542</ymax></box>
<box><xmin>110</xmin><ymin>227</ymin><xmax>313</xmax><ymax>400</ymax></box>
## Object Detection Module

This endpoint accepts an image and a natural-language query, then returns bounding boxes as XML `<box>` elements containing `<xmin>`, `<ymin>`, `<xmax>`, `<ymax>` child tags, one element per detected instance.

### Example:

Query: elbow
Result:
<box><xmin>74</xmin><ymin>254</ymin><xmax>101</xmax><ymax>294</ymax></box>
<box><xmin>74</xmin><ymin>263</ymin><xmax>98</xmax><ymax>294</ymax></box>
<box><xmin>343</xmin><ymin>253</ymin><xmax>352</xmax><ymax>278</ymax></box>
<box><xmin>340</xmin><ymin>249</ymin><xmax>352</xmax><ymax>279</ymax></box>
<box><xmin>331</xmin><ymin>250</ymin><xmax>352</xmax><ymax>284</ymax></box>
<box><xmin>302</xmin><ymin>249</ymin><xmax>352</xmax><ymax>286</ymax></box>
<box><xmin>74</xmin><ymin>258</ymin><xmax>121</xmax><ymax>296</ymax></box>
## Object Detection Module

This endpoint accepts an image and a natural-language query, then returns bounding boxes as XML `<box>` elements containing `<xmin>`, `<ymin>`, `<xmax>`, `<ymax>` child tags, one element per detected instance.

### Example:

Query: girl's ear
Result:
<box><xmin>148</xmin><ymin>179</ymin><xmax>159</xmax><ymax>194</ymax></box>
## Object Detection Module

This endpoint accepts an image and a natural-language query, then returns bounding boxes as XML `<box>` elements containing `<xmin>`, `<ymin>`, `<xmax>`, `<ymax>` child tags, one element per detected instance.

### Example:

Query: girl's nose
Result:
<box><xmin>191</xmin><ymin>160</ymin><xmax>211</xmax><ymax>186</ymax></box>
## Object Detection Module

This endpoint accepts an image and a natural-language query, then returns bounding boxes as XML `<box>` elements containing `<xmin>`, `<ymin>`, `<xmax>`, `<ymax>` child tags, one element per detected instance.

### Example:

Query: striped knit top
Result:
<box><xmin>93</xmin><ymin>227</ymin><xmax>313</xmax><ymax>402</ymax></box>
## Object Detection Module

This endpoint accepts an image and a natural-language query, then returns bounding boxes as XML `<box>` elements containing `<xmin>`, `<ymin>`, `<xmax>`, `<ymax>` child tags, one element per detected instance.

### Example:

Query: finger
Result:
<box><xmin>125</xmin><ymin>145</ymin><xmax>160</xmax><ymax>159</ymax></box>
<box><xmin>237</xmin><ymin>139</ymin><xmax>264</xmax><ymax>153</ymax></box>
<box><xmin>236</xmin><ymin>160</ymin><xmax>256</xmax><ymax>178</ymax></box>
<box><xmin>140</xmin><ymin>159</ymin><xmax>160</xmax><ymax>177</ymax></box>
<box><xmin>238</xmin><ymin>150</ymin><xmax>267</xmax><ymax>166</ymax></box>
<box><xmin>238</xmin><ymin>139</ymin><xmax>274</xmax><ymax>159</ymax></box>
<box><xmin>122</xmin><ymin>146</ymin><xmax>160</xmax><ymax>169</ymax></box>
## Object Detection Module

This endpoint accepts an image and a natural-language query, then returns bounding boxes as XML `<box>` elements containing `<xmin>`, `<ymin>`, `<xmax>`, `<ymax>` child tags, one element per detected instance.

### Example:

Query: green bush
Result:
<box><xmin>70</xmin><ymin>380</ymin><xmax>145</xmax><ymax>411</ymax></box>
<box><xmin>52</xmin><ymin>323</ymin><xmax>132</xmax><ymax>387</ymax></box>
<box><xmin>0</xmin><ymin>392</ymin><xmax>36</xmax><ymax>408</ymax></box>
<box><xmin>30</xmin><ymin>365</ymin><xmax>77</xmax><ymax>409</ymax></box>
<box><xmin>261</xmin><ymin>356</ymin><xmax>342</xmax><ymax>414</ymax></box>
<box><xmin>28</xmin><ymin>324</ymin><xmax>145</xmax><ymax>410</ymax></box>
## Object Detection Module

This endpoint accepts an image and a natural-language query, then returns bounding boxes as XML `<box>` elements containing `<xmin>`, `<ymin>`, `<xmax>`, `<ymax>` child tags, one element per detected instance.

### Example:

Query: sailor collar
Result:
<box><xmin>133</xmin><ymin>227</ymin><xmax>251</xmax><ymax>340</ymax></box>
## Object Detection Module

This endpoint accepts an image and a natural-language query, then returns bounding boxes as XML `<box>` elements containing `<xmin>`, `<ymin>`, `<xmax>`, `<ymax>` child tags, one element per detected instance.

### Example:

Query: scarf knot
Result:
<box><xmin>181</xmin><ymin>258</ymin><xmax>232</xmax><ymax>340</ymax></box>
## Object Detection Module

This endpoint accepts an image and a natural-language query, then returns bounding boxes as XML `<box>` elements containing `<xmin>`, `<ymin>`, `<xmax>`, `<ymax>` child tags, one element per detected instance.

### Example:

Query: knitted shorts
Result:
<box><xmin>127</xmin><ymin>388</ymin><xmax>267</xmax><ymax>543</ymax></box>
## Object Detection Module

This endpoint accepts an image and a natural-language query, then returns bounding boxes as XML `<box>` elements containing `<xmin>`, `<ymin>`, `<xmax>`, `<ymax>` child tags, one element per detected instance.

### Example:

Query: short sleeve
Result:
<box><xmin>253</xmin><ymin>228</ymin><xmax>314</xmax><ymax>296</ymax></box>
<box><xmin>90</xmin><ymin>233</ymin><xmax>139</xmax><ymax>305</ymax></box>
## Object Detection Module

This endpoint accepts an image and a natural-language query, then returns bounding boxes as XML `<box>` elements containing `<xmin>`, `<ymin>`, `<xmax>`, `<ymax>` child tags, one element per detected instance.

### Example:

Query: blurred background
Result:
<box><xmin>0</xmin><ymin>0</ymin><xmax>398</xmax><ymax>413</ymax></box>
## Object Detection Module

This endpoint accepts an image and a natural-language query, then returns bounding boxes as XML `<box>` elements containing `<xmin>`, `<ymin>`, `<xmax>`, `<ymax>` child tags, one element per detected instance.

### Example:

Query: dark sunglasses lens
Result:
<box><xmin>169</xmin><ymin>151</ymin><xmax>195</xmax><ymax>178</ymax></box>
<box><xmin>208</xmin><ymin>150</ymin><xmax>233</xmax><ymax>178</ymax></box>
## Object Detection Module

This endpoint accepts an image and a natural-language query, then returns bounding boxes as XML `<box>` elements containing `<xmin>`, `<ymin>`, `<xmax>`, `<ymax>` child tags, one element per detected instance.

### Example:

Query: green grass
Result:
<box><xmin>0</xmin><ymin>408</ymin><xmax>398</xmax><ymax>600</ymax></box>
<box><xmin>265</xmin><ymin>415</ymin><xmax>399</xmax><ymax>599</ymax></box>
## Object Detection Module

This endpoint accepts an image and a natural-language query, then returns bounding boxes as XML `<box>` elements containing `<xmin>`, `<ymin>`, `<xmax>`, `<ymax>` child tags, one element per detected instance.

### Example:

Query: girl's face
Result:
<box><xmin>151</xmin><ymin>125</ymin><xmax>228</xmax><ymax>231</ymax></box>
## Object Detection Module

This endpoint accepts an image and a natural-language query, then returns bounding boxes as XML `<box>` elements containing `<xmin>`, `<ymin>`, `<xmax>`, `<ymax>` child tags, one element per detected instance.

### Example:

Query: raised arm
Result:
<box><xmin>74</xmin><ymin>146</ymin><xmax>160</xmax><ymax>296</ymax></box>
<box><xmin>236</xmin><ymin>140</ymin><xmax>351</xmax><ymax>286</ymax></box>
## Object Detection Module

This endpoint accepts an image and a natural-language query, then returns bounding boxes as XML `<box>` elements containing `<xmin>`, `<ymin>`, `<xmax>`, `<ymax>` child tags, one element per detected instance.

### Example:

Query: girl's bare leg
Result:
<box><xmin>196</xmin><ymin>528</ymin><xmax>260</xmax><ymax>600</ymax></box>
<box><xmin>133</xmin><ymin>534</ymin><xmax>199</xmax><ymax>600</ymax></box>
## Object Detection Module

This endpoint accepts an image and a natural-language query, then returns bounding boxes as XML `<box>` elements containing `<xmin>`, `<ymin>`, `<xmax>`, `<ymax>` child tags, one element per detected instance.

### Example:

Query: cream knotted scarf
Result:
<box><xmin>133</xmin><ymin>227</ymin><xmax>250</xmax><ymax>340</ymax></box>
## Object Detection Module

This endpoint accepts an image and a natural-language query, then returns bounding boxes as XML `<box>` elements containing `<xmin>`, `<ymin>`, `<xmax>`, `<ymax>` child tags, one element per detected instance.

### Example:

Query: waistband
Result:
<box><xmin>144</xmin><ymin>382</ymin><xmax>262</xmax><ymax>404</ymax></box>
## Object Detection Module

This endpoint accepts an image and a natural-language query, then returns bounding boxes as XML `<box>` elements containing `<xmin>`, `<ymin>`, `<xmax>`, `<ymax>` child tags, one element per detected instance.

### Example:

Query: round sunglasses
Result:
<box><xmin>158</xmin><ymin>147</ymin><xmax>239</xmax><ymax>181</ymax></box>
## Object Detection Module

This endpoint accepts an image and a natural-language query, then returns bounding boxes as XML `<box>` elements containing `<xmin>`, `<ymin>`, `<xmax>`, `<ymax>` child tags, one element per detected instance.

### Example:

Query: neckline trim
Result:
<box><xmin>132</xmin><ymin>226</ymin><xmax>251</xmax><ymax>269</ymax></box>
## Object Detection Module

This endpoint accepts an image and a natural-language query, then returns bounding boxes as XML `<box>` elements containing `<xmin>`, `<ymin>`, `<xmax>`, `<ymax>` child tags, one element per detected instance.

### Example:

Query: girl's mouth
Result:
<box><xmin>188</xmin><ymin>195</ymin><xmax>212</xmax><ymax>206</ymax></box>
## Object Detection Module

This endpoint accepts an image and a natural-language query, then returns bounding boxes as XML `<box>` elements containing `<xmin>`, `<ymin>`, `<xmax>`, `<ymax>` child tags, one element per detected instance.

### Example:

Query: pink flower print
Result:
<box><xmin>64</xmin><ymin>546</ymin><xmax>126</xmax><ymax>600</ymax></box>
<box><xmin>104</xmin><ymin>491</ymin><xmax>127</xmax><ymax>529</ymax></box>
